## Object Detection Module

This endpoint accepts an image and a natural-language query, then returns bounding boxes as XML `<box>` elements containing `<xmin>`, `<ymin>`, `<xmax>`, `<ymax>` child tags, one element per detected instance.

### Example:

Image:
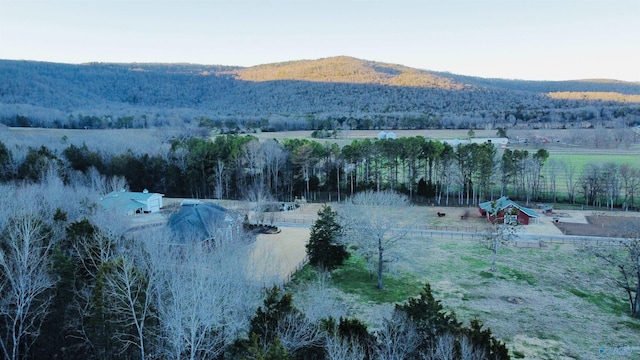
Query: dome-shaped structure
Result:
<box><xmin>168</xmin><ymin>202</ymin><xmax>244</xmax><ymax>244</ymax></box>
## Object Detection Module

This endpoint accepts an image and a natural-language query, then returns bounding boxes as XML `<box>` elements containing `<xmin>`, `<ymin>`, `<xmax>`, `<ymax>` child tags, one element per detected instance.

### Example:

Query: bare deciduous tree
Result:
<box><xmin>245</xmin><ymin>180</ymin><xmax>274</xmax><ymax>225</ymax></box>
<box><xmin>294</xmin><ymin>273</ymin><xmax>347</xmax><ymax>323</ymax></box>
<box><xmin>592</xmin><ymin>223</ymin><xmax>640</xmax><ymax>318</ymax></box>
<box><xmin>276</xmin><ymin>312</ymin><xmax>323</xmax><ymax>354</ymax></box>
<box><xmin>325</xmin><ymin>335</ymin><xmax>366</xmax><ymax>360</ymax></box>
<box><xmin>459</xmin><ymin>335</ymin><xmax>487</xmax><ymax>360</ymax></box>
<box><xmin>152</xmin><ymin>231</ymin><xmax>261</xmax><ymax>359</ymax></box>
<box><xmin>374</xmin><ymin>312</ymin><xmax>421</xmax><ymax>360</ymax></box>
<box><xmin>243</xmin><ymin>139</ymin><xmax>265</xmax><ymax>184</ymax></box>
<box><xmin>0</xmin><ymin>213</ymin><xmax>56</xmax><ymax>360</ymax></box>
<box><xmin>340</xmin><ymin>190</ymin><xmax>411</xmax><ymax>289</ymax></box>
<box><xmin>101</xmin><ymin>252</ymin><xmax>153</xmax><ymax>360</ymax></box>
<box><xmin>425</xmin><ymin>332</ymin><xmax>456</xmax><ymax>360</ymax></box>
<box><xmin>561</xmin><ymin>159</ymin><xmax>578</xmax><ymax>204</ymax></box>
<box><xmin>214</xmin><ymin>160</ymin><xmax>226</xmax><ymax>199</ymax></box>
<box><xmin>423</xmin><ymin>333</ymin><xmax>486</xmax><ymax>360</ymax></box>
<box><xmin>262</xmin><ymin>140</ymin><xmax>286</xmax><ymax>197</ymax></box>
<box><xmin>479</xmin><ymin>204</ymin><xmax>518</xmax><ymax>272</ymax></box>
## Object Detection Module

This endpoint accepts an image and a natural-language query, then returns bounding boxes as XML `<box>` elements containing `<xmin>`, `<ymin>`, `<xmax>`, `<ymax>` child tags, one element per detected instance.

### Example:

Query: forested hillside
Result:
<box><xmin>1</xmin><ymin>57</ymin><xmax>639</xmax><ymax>130</ymax></box>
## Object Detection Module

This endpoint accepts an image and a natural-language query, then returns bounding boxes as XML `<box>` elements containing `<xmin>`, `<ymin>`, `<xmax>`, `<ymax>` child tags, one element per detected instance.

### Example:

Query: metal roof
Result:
<box><xmin>100</xmin><ymin>191</ymin><xmax>162</xmax><ymax>213</ymax></box>
<box><xmin>168</xmin><ymin>202</ymin><xmax>243</xmax><ymax>243</ymax></box>
<box><xmin>479</xmin><ymin>196</ymin><xmax>540</xmax><ymax>218</ymax></box>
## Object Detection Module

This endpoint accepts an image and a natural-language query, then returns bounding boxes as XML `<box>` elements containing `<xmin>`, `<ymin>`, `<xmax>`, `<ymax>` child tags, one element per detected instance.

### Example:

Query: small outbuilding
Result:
<box><xmin>377</xmin><ymin>131</ymin><xmax>397</xmax><ymax>140</ymax></box>
<box><xmin>478</xmin><ymin>196</ymin><xmax>540</xmax><ymax>225</ymax></box>
<box><xmin>101</xmin><ymin>189</ymin><xmax>164</xmax><ymax>215</ymax></box>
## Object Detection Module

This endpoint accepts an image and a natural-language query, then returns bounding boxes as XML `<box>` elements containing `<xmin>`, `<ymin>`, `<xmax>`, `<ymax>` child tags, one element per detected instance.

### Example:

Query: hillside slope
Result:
<box><xmin>232</xmin><ymin>56</ymin><xmax>467</xmax><ymax>90</ymax></box>
<box><xmin>1</xmin><ymin>57</ymin><xmax>639</xmax><ymax>130</ymax></box>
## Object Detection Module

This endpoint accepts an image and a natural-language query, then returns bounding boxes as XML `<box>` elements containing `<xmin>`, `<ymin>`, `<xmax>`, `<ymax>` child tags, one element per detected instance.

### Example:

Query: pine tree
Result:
<box><xmin>306</xmin><ymin>205</ymin><xmax>349</xmax><ymax>271</ymax></box>
<box><xmin>249</xmin><ymin>286</ymin><xmax>296</xmax><ymax>345</ymax></box>
<box><xmin>465</xmin><ymin>319</ymin><xmax>511</xmax><ymax>360</ymax></box>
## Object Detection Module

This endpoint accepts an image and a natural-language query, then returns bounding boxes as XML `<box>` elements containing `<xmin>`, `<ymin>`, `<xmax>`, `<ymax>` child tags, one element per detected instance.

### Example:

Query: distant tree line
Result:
<box><xmin>3</xmin><ymin>104</ymin><xmax>639</xmax><ymax>133</ymax></box>
<box><xmin>1</xmin><ymin>135</ymin><xmax>638</xmax><ymax>210</ymax></box>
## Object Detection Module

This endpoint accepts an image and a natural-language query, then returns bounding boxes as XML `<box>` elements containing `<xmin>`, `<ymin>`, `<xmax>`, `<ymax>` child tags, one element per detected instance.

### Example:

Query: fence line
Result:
<box><xmin>271</xmin><ymin>217</ymin><xmax>315</xmax><ymax>225</ymax></box>
<box><xmin>271</xmin><ymin>218</ymin><xmax>485</xmax><ymax>233</ymax></box>
<box><xmin>270</xmin><ymin>219</ymin><xmax>630</xmax><ymax>247</ymax></box>
<box><xmin>405</xmin><ymin>229</ymin><xmax>629</xmax><ymax>246</ymax></box>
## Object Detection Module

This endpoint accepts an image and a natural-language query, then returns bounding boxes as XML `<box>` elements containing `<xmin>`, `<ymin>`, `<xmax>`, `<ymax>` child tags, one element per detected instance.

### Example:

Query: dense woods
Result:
<box><xmin>0</xmin><ymin>131</ymin><xmax>639</xmax><ymax>210</ymax></box>
<box><xmin>1</xmin><ymin>57</ymin><xmax>639</xmax><ymax>132</ymax></box>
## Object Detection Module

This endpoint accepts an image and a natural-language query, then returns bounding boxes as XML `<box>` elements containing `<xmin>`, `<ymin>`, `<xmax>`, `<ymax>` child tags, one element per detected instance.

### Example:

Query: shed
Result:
<box><xmin>478</xmin><ymin>196</ymin><xmax>540</xmax><ymax>225</ymax></box>
<box><xmin>101</xmin><ymin>189</ymin><xmax>164</xmax><ymax>215</ymax></box>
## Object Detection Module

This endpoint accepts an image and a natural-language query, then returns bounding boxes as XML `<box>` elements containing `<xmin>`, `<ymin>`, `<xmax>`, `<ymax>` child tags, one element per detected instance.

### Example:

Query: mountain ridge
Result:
<box><xmin>7</xmin><ymin>56</ymin><xmax>637</xmax><ymax>90</ymax></box>
<box><xmin>85</xmin><ymin>56</ymin><xmax>640</xmax><ymax>85</ymax></box>
<box><xmin>1</xmin><ymin>56</ymin><xmax>639</xmax><ymax>130</ymax></box>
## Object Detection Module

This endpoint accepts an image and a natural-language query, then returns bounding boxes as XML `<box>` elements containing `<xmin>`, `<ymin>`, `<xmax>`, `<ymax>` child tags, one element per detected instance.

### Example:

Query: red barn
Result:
<box><xmin>478</xmin><ymin>196</ymin><xmax>540</xmax><ymax>225</ymax></box>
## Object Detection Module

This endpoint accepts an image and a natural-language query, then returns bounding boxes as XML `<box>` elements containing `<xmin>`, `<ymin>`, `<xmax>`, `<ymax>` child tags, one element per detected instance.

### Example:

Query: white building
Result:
<box><xmin>377</xmin><ymin>131</ymin><xmax>397</xmax><ymax>140</ymax></box>
<box><xmin>100</xmin><ymin>189</ymin><xmax>164</xmax><ymax>215</ymax></box>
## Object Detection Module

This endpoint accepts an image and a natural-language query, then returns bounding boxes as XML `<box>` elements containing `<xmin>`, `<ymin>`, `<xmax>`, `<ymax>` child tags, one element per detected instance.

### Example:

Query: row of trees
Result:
<box><xmin>1</xmin><ymin>134</ymin><xmax>640</xmax><ymax>210</ymax></box>
<box><xmin>4</xmin><ymin>106</ymin><xmax>639</xmax><ymax>134</ymax></box>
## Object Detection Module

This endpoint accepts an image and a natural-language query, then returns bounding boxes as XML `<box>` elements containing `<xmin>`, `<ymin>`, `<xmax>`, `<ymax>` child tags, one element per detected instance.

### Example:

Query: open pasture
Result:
<box><xmin>547</xmin><ymin>152</ymin><xmax>640</xmax><ymax>169</ymax></box>
<box><xmin>394</xmin><ymin>236</ymin><xmax>639</xmax><ymax>359</ymax></box>
<box><xmin>0</xmin><ymin>126</ymin><xmax>183</xmax><ymax>155</ymax></box>
<box><xmin>260</xmin><ymin>200</ymin><xmax>640</xmax><ymax>359</ymax></box>
<box><xmin>291</xmin><ymin>206</ymin><xmax>640</xmax><ymax>360</ymax></box>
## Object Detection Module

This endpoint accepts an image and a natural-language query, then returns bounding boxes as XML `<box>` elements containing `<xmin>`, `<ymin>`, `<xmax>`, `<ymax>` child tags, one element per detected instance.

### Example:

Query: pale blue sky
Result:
<box><xmin>1</xmin><ymin>0</ymin><xmax>639</xmax><ymax>81</ymax></box>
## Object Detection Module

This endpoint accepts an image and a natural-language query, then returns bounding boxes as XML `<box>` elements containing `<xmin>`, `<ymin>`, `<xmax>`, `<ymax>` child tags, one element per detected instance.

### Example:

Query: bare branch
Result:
<box><xmin>340</xmin><ymin>190</ymin><xmax>412</xmax><ymax>289</ymax></box>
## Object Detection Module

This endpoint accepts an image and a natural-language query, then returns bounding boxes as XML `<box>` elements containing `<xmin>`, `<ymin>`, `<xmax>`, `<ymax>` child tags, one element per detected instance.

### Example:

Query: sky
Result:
<box><xmin>1</xmin><ymin>0</ymin><xmax>639</xmax><ymax>82</ymax></box>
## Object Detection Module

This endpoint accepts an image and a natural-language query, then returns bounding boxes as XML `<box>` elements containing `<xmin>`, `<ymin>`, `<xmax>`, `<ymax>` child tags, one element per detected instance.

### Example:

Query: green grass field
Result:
<box><xmin>540</xmin><ymin>153</ymin><xmax>640</xmax><ymax>204</ymax></box>
<box><xmin>549</xmin><ymin>153</ymin><xmax>640</xmax><ymax>169</ymax></box>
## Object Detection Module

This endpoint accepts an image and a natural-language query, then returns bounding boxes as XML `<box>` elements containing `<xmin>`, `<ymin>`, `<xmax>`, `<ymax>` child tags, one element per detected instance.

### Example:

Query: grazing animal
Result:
<box><xmin>437</xmin><ymin>212</ymin><xmax>446</xmax><ymax>217</ymax></box>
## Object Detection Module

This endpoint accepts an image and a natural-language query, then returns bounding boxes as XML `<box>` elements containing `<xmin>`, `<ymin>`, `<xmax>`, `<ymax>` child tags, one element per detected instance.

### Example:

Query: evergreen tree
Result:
<box><xmin>465</xmin><ymin>319</ymin><xmax>511</xmax><ymax>360</ymax></box>
<box><xmin>396</xmin><ymin>283</ymin><xmax>510</xmax><ymax>360</ymax></box>
<box><xmin>0</xmin><ymin>140</ymin><xmax>13</xmax><ymax>181</ymax></box>
<box><xmin>306</xmin><ymin>205</ymin><xmax>349</xmax><ymax>271</ymax></box>
<box><xmin>238</xmin><ymin>286</ymin><xmax>322</xmax><ymax>360</ymax></box>
<box><xmin>395</xmin><ymin>283</ymin><xmax>462</xmax><ymax>346</ymax></box>
<box><xmin>337</xmin><ymin>317</ymin><xmax>370</xmax><ymax>343</ymax></box>
<box><xmin>17</xmin><ymin>145</ymin><xmax>60</xmax><ymax>181</ymax></box>
<box><xmin>249</xmin><ymin>286</ymin><xmax>296</xmax><ymax>346</ymax></box>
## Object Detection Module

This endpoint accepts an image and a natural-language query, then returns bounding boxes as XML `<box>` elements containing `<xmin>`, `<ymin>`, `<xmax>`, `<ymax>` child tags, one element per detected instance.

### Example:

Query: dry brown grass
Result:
<box><xmin>285</xmin><ymin>204</ymin><xmax>640</xmax><ymax>360</ymax></box>
<box><xmin>322</xmin><ymin>232</ymin><xmax>639</xmax><ymax>359</ymax></box>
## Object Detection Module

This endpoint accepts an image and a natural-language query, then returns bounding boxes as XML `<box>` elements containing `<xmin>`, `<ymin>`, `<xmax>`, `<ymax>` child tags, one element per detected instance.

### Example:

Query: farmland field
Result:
<box><xmin>0</xmin><ymin>126</ymin><xmax>185</xmax><ymax>155</ymax></box>
<box><xmin>548</xmin><ymin>153</ymin><xmax>640</xmax><ymax>169</ymax></box>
